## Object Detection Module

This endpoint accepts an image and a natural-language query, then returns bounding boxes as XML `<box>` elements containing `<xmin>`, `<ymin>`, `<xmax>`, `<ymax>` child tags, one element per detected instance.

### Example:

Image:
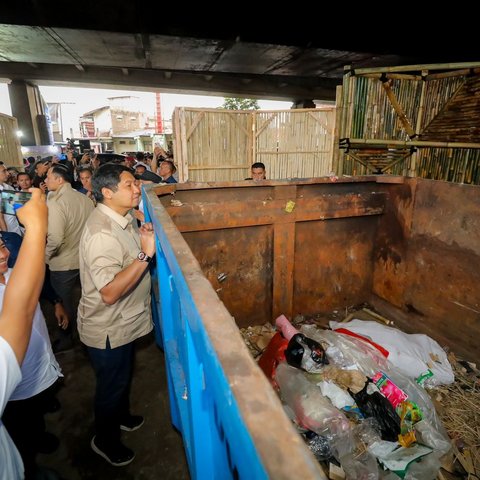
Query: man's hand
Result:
<box><xmin>133</xmin><ymin>209</ymin><xmax>145</xmax><ymax>223</ymax></box>
<box><xmin>139</xmin><ymin>222</ymin><xmax>155</xmax><ymax>257</ymax></box>
<box><xmin>54</xmin><ymin>303</ymin><xmax>69</xmax><ymax>330</ymax></box>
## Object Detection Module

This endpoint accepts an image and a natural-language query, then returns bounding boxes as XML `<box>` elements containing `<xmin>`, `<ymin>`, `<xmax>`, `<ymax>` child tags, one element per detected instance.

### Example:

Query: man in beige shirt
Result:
<box><xmin>45</xmin><ymin>164</ymin><xmax>94</xmax><ymax>351</ymax></box>
<box><xmin>78</xmin><ymin>163</ymin><xmax>155</xmax><ymax>467</ymax></box>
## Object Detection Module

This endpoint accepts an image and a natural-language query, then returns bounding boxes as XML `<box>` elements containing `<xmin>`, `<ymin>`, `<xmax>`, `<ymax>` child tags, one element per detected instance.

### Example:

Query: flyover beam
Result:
<box><xmin>0</xmin><ymin>62</ymin><xmax>338</xmax><ymax>101</ymax></box>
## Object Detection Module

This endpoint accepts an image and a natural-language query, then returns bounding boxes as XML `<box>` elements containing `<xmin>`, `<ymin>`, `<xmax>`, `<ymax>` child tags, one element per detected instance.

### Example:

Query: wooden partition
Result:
<box><xmin>173</xmin><ymin>107</ymin><xmax>336</xmax><ymax>182</ymax></box>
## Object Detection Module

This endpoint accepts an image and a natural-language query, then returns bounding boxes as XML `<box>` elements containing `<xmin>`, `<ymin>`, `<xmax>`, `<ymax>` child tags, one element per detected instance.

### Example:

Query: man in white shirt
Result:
<box><xmin>1</xmin><ymin>237</ymin><xmax>63</xmax><ymax>477</ymax></box>
<box><xmin>0</xmin><ymin>189</ymin><xmax>48</xmax><ymax>480</ymax></box>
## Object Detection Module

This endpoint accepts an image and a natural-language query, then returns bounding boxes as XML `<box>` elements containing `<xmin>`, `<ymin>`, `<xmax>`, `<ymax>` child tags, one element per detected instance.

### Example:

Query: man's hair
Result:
<box><xmin>17</xmin><ymin>172</ymin><xmax>32</xmax><ymax>180</ymax></box>
<box><xmin>77</xmin><ymin>165</ymin><xmax>93</xmax><ymax>176</ymax></box>
<box><xmin>251</xmin><ymin>162</ymin><xmax>265</xmax><ymax>170</ymax></box>
<box><xmin>50</xmin><ymin>163</ymin><xmax>72</xmax><ymax>183</ymax></box>
<box><xmin>161</xmin><ymin>160</ymin><xmax>176</xmax><ymax>174</ymax></box>
<box><xmin>92</xmin><ymin>163</ymin><xmax>131</xmax><ymax>203</ymax></box>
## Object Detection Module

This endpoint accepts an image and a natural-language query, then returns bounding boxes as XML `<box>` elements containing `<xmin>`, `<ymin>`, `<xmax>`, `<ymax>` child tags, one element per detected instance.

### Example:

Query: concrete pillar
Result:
<box><xmin>8</xmin><ymin>80</ymin><xmax>52</xmax><ymax>146</ymax></box>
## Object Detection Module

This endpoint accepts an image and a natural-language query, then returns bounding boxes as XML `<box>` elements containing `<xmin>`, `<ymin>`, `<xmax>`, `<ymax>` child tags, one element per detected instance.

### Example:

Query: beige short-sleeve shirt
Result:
<box><xmin>77</xmin><ymin>203</ymin><xmax>152</xmax><ymax>349</ymax></box>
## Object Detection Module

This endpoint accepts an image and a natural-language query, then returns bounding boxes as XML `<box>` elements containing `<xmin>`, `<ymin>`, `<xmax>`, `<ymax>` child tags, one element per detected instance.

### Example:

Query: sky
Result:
<box><xmin>0</xmin><ymin>83</ymin><xmax>292</xmax><ymax>121</ymax></box>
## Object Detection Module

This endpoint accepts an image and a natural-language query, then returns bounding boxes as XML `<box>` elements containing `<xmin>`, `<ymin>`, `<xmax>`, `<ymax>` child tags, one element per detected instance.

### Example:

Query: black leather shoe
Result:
<box><xmin>120</xmin><ymin>415</ymin><xmax>144</xmax><ymax>432</ymax></box>
<box><xmin>90</xmin><ymin>436</ymin><xmax>135</xmax><ymax>467</ymax></box>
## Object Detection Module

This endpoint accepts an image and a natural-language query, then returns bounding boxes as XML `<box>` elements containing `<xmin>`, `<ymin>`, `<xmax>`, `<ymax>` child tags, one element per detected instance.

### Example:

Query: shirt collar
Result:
<box><xmin>48</xmin><ymin>182</ymin><xmax>72</xmax><ymax>199</ymax></box>
<box><xmin>96</xmin><ymin>202</ymin><xmax>133</xmax><ymax>230</ymax></box>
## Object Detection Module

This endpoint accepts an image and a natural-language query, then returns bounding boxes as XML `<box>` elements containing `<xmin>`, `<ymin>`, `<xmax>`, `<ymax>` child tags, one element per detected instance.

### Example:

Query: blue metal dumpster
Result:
<box><xmin>142</xmin><ymin>175</ymin><xmax>480</xmax><ymax>479</ymax></box>
<box><xmin>142</xmin><ymin>182</ymin><xmax>327</xmax><ymax>480</ymax></box>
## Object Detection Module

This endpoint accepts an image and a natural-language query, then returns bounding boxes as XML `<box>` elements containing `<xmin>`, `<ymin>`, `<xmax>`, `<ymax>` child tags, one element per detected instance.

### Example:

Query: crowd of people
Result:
<box><xmin>0</xmin><ymin>149</ymin><xmax>268</xmax><ymax>478</ymax></box>
<box><xmin>0</xmin><ymin>146</ymin><xmax>173</xmax><ymax>478</ymax></box>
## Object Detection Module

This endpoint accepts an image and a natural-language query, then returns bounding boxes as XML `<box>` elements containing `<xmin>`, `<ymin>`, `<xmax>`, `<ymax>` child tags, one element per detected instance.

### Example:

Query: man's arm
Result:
<box><xmin>45</xmin><ymin>204</ymin><xmax>65</xmax><ymax>262</ymax></box>
<box><xmin>100</xmin><ymin>223</ymin><xmax>155</xmax><ymax>305</ymax></box>
<box><xmin>0</xmin><ymin>189</ymin><xmax>47</xmax><ymax>364</ymax></box>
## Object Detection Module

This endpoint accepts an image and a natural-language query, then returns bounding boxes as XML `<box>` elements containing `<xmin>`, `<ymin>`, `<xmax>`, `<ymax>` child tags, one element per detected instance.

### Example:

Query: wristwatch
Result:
<box><xmin>137</xmin><ymin>251</ymin><xmax>152</xmax><ymax>263</ymax></box>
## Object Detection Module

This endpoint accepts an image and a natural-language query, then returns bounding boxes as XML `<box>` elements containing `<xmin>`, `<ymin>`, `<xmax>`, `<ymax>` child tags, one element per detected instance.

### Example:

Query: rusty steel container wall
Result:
<box><xmin>372</xmin><ymin>177</ymin><xmax>480</xmax><ymax>363</ymax></box>
<box><xmin>156</xmin><ymin>177</ymin><xmax>386</xmax><ymax>328</ymax></box>
<box><xmin>142</xmin><ymin>185</ymin><xmax>327</xmax><ymax>479</ymax></box>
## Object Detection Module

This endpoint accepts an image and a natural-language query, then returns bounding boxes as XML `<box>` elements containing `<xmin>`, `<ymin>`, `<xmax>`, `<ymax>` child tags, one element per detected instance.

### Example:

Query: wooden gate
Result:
<box><xmin>173</xmin><ymin>107</ymin><xmax>335</xmax><ymax>182</ymax></box>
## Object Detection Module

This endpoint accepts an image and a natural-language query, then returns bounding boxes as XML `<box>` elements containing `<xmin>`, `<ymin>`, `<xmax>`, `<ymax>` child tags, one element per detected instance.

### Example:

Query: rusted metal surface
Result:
<box><xmin>372</xmin><ymin>178</ymin><xmax>480</xmax><ymax>362</ymax></box>
<box><xmin>165</xmin><ymin>190</ymin><xmax>385</xmax><ymax>232</ymax></box>
<box><xmin>372</xmin><ymin>179</ymin><xmax>415</xmax><ymax>307</ymax></box>
<box><xmin>144</xmin><ymin>185</ymin><xmax>327</xmax><ymax>479</ymax></box>
<box><xmin>159</xmin><ymin>179</ymin><xmax>386</xmax><ymax>327</ymax></box>
<box><xmin>183</xmin><ymin>225</ymin><xmax>273</xmax><ymax>328</ymax></box>
<box><xmin>147</xmin><ymin>176</ymin><xmax>479</xmax><ymax>476</ymax></box>
<box><xmin>294</xmin><ymin>216</ymin><xmax>377</xmax><ymax>314</ymax></box>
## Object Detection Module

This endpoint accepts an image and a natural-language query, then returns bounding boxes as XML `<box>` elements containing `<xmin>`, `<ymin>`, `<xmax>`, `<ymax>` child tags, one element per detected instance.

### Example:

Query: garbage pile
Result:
<box><xmin>243</xmin><ymin>312</ymin><xmax>461</xmax><ymax>479</ymax></box>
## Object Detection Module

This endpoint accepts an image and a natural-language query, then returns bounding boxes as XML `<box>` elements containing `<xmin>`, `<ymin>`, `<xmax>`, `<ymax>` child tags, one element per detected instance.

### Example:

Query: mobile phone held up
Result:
<box><xmin>0</xmin><ymin>190</ymin><xmax>32</xmax><ymax>215</ymax></box>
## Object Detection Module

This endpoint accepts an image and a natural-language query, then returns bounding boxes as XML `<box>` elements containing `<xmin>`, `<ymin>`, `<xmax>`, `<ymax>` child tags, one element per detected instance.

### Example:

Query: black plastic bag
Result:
<box><xmin>351</xmin><ymin>381</ymin><xmax>401</xmax><ymax>442</ymax></box>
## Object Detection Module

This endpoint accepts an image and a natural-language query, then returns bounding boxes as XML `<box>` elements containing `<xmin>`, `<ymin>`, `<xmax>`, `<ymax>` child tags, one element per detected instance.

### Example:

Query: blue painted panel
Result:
<box><xmin>142</xmin><ymin>189</ymin><xmax>268</xmax><ymax>480</ymax></box>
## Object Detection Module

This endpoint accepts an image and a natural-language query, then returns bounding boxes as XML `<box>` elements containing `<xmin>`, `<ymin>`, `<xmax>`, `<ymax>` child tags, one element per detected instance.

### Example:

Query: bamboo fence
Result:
<box><xmin>0</xmin><ymin>113</ymin><xmax>23</xmax><ymax>168</ymax></box>
<box><xmin>338</xmin><ymin>63</ymin><xmax>480</xmax><ymax>184</ymax></box>
<box><xmin>173</xmin><ymin>107</ymin><xmax>335</xmax><ymax>182</ymax></box>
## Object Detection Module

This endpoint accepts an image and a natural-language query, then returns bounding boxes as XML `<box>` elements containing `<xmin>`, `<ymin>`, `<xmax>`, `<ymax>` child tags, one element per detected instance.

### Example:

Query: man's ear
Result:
<box><xmin>101</xmin><ymin>186</ymin><xmax>113</xmax><ymax>200</ymax></box>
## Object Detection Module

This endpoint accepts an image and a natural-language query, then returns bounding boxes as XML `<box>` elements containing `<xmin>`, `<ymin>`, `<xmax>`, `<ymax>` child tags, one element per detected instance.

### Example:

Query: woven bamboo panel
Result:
<box><xmin>339</xmin><ymin>65</ymin><xmax>480</xmax><ymax>185</ymax></box>
<box><xmin>175</xmin><ymin>108</ymin><xmax>252</xmax><ymax>182</ymax></box>
<box><xmin>256</xmin><ymin>109</ymin><xmax>334</xmax><ymax>179</ymax></box>
<box><xmin>341</xmin><ymin>148</ymin><xmax>480</xmax><ymax>185</ymax></box>
<box><xmin>346</xmin><ymin>76</ymin><xmax>423</xmax><ymax>140</ymax></box>
<box><xmin>0</xmin><ymin>114</ymin><xmax>23</xmax><ymax>168</ymax></box>
<box><xmin>174</xmin><ymin>107</ymin><xmax>335</xmax><ymax>182</ymax></box>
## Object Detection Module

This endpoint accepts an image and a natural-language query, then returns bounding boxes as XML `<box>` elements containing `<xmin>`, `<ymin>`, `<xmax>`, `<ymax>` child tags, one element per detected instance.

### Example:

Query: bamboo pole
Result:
<box><xmin>381</xmin><ymin>79</ymin><xmax>416</xmax><ymax>138</ymax></box>
<box><xmin>352</xmin><ymin>61</ymin><xmax>480</xmax><ymax>75</ymax></box>
<box><xmin>346</xmin><ymin>151</ymin><xmax>372</xmax><ymax>171</ymax></box>
<box><xmin>383</xmin><ymin>150</ymin><xmax>415</xmax><ymax>173</ymax></box>
<box><xmin>179</xmin><ymin>108</ymin><xmax>189</xmax><ymax>182</ymax></box>
<box><xmin>360</xmin><ymin>73</ymin><xmax>423</xmax><ymax>81</ymax></box>
<box><xmin>186</xmin><ymin>111</ymin><xmax>205</xmax><ymax>140</ymax></box>
<box><xmin>333</xmin><ymin>85</ymin><xmax>343</xmax><ymax>175</ymax></box>
<box><xmin>426</xmin><ymin>67</ymin><xmax>480</xmax><ymax>80</ymax></box>
<box><xmin>345</xmin><ymin>138</ymin><xmax>480</xmax><ymax>149</ymax></box>
<box><xmin>409</xmin><ymin>71</ymin><xmax>428</xmax><ymax>176</ymax></box>
<box><xmin>255</xmin><ymin>112</ymin><xmax>278</xmax><ymax>138</ymax></box>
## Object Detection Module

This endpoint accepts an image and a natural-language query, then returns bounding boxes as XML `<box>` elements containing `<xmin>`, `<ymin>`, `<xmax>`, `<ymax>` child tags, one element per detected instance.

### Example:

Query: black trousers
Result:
<box><xmin>86</xmin><ymin>338</ymin><xmax>134</xmax><ymax>445</ymax></box>
<box><xmin>50</xmin><ymin>269</ymin><xmax>81</xmax><ymax>340</ymax></box>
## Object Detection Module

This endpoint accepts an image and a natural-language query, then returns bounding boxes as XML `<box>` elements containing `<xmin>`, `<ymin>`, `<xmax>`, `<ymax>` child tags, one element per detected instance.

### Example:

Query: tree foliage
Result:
<box><xmin>221</xmin><ymin>97</ymin><xmax>260</xmax><ymax>110</ymax></box>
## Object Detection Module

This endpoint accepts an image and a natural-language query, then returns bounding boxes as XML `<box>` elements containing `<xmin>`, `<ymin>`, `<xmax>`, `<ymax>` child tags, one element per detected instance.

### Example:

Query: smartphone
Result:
<box><xmin>1</xmin><ymin>190</ymin><xmax>32</xmax><ymax>215</ymax></box>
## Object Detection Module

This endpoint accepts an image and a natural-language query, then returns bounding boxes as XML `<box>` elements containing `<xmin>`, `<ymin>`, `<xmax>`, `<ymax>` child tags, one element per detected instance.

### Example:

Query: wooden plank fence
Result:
<box><xmin>173</xmin><ymin>107</ymin><xmax>335</xmax><ymax>182</ymax></box>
